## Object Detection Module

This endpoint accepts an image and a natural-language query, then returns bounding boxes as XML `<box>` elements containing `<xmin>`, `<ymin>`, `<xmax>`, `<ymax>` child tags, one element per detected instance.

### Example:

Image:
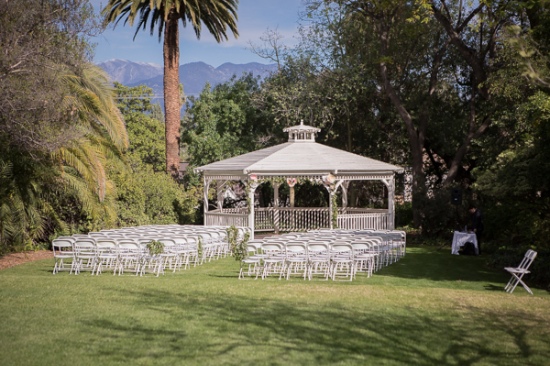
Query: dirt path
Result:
<box><xmin>0</xmin><ymin>251</ymin><xmax>53</xmax><ymax>271</ymax></box>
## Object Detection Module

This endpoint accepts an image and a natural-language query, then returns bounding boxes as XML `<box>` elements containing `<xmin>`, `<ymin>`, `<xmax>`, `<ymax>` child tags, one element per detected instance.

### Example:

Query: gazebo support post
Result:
<box><xmin>324</xmin><ymin>183</ymin><xmax>337</xmax><ymax>230</ymax></box>
<box><xmin>332</xmin><ymin>180</ymin><xmax>346</xmax><ymax>229</ymax></box>
<box><xmin>273</xmin><ymin>183</ymin><xmax>280</xmax><ymax>234</ymax></box>
<box><xmin>382</xmin><ymin>178</ymin><xmax>396</xmax><ymax>230</ymax></box>
<box><xmin>216</xmin><ymin>180</ymin><xmax>228</xmax><ymax>211</ymax></box>
<box><xmin>341</xmin><ymin>181</ymin><xmax>350</xmax><ymax>211</ymax></box>
<box><xmin>329</xmin><ymin>190</ymin><xmax>334</xmax><ymax>229</ymax></box>
<box><xmin>286</xmin><ymin>179</ymin><xmax>298</xmax><ymax>229</ymax></box>
<box><xmin>247</xmin><ymin>181</ymin><xmax>259</xmax><ymax>239</ymax></box>
<box><xmin>204</xmin><ymin>177</ymin><xmax>212</xmax><ymax>214</ymax></box>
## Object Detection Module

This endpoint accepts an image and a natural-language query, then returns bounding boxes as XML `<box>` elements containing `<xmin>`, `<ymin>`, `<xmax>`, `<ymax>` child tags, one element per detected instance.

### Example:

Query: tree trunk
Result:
<box><xmin>163</xmin><ymin>8</ymin><xmax>181</xmax><ymax>179</ymax></box>
<box><xmin>381</xmin><ymin>64</ymin><xmax>426</xmax><ymax>228</ymax></box>
<box><xmin>378</xmin><ymin>22</ymin><xmax>426</xmax><ymax>228</ymax></box>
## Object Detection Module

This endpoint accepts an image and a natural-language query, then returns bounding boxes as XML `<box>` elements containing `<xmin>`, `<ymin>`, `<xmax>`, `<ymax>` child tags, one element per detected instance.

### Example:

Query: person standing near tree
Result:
<box><xmin>469</xmin><ymin>204</ymin><xmax>484</xmax><ymax>254</ymax></box>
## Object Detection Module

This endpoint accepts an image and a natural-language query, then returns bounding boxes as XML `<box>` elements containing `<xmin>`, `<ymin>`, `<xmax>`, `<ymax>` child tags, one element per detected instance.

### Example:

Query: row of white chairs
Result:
<box><xmin>241</xmin><ymin>241</ymin><xmax>376</xmax><ymax>281</ymax></box>
<box><xmin>53</xmin><ymin>237</ymin><xmax>196</xmax><ymax>276</ymax></box>
<box><xmin>309</xmin><ymin>229</ymin><xmax>406</xmax><ymax>267</ymax></box>
<box><xmin>239</xmin><ymin>230</ymin><xmax>406</xmax><ymax>281</ymax></box>
<box><xmin>52</xmin><ymin>225</ymin><xmax>251</xmax><ymax>276</ymax></box>
<box><xmin>265</xmin><ymin>229</ymin><xmax>406</xmax><ymax>269</ymax></box>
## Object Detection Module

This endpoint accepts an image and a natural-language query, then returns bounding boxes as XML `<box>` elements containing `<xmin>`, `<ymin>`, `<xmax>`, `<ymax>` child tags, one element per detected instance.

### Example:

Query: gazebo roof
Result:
<box><xmin>195</xmin><ymin>122</ymin><xmax>404</xmax><ymax>177</ymax></box>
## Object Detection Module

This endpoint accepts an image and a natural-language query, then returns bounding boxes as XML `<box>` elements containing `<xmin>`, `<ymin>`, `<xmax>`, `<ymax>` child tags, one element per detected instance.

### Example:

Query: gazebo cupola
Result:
<box><xmin>283</xmin><ymin>120</ymin><xmax>321</xmax><ymax>142</ymax></box>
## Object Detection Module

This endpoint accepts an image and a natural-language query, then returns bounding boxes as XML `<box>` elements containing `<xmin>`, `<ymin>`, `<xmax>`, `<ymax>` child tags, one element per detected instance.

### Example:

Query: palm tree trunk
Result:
<box><xmin>163</xmin><ymin>7</ymin><xmax>181</xmax><ymax>178</ymax></box>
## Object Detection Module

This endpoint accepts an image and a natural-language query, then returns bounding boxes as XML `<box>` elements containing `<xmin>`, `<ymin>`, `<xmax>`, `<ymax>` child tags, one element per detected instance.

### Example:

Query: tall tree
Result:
<box><xmin>0</xmin><ymin>0</ymin><xmax>116</xmax><ymax>251</ymax></box>
<box><xmin>182</xmin><ymin>74</ymin><xmax>266</xmax><ymax>167</ymax></box>
<box><xmin>0</xmin><ymin>0</ymin><xmax>98</xmax><ymax>155</ymax></box>
<box><xmin>316</xmin><ymin>0</ymin><xmax>533</xmax><ymax>227</ymax></box>
<box><xmin>102</xmin><ymin>0</ymin><xmax>239</xmax><ymax>178</ymax></box>
<box><xmin>114</xmin><ymin>83</ymin><xmax>166</xmax><ymax>172</ymax></box>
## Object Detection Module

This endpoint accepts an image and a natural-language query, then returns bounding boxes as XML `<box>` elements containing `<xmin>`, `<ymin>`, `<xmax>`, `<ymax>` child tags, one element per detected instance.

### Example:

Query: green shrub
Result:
<box><xmin>112</xmin><ymin>162</ymin><xmax>200</xmax><ymax>227</ymax></box>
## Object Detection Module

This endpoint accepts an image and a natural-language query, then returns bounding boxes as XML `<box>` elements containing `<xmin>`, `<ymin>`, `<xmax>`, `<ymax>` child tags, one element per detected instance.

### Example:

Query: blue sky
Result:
<box><xmin>90</xmin><ymin>0</ymin><xmax>304</xmax><ymax>67</ymax></box>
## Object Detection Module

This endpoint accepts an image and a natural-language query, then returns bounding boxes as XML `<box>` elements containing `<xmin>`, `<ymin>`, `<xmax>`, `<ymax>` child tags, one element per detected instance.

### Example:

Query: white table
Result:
<box><xmin>451</xmin><ymin>231</ymin><xmax>478</xmax><ymax>255</ymax></box>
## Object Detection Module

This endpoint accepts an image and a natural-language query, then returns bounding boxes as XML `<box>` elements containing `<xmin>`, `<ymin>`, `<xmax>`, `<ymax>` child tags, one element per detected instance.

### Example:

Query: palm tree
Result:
<box><xmin>52</xmin><ymin>64</ymin><xmax>129</xmax><ymax>224</ymax></box>
<box><xmin>0</xmin><ymin>64</ymin><xmax>128</xmax><ymax>251</ymax></box>
<box><xmin>52</xmin><ymin>65</ymin><xmax>129</xmax><ymax>212</ymax></box>
<box><xmin>102</xmin><ymin>0</ymin><xmax>239</xmax><ymax>178</ymax></box>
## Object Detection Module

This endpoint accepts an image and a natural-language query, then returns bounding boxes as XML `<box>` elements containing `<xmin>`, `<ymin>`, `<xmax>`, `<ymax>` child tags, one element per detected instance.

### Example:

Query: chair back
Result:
<box><xmin>245</xmin><ymin>244</ymin><xmax>260</xmax><ymax>256</ymax></box>
<box><xmin>261</xmin><ymin>242</ymin><xmax>284</xmax><ymax>256</ymax></box>
<box><xmin>95</xmin><ymin>239</ymin><xmax>117</xmax><ymax>252</ymax></box>
<box><xmin>307</xmin><ymin>242</ymin><xmax>330</xmax><ymax>259</ymax></box>
<box><xmin>330</xmin><ymin>243</ymin><xmax>354</xmax><ymax>259</ymax></box>
<box><xmin>73</xmin><ymin>239</ymin><xmax>97</xmax><ymax>261</ymax></box>
<box><xmin>74</xmin><ymin>238</ymin><xmax>96</xmax><ymax>249</ymax></box>
<box><xmin>351</xmin><ymin>242</ymin><xmax>371</xmax><ymax>253</ymax></box>
<box><xmin>117</xmin><ymin>242</ymin><xmax>143</xmax><ymax>257</ymax></box>
<box><xmin>52</xmin><ymin>238</ymin><xmax>74</xmax><ymax>255</ymax></box>
<box><xmin>285</xmin><ymin>242</ymin><xmax>307</xmax><ymax>257</ymax></box>
<box><xmin>519</xmin><ymin>250</ymin><xmax>537</xmax><ymax>271</ymax></box>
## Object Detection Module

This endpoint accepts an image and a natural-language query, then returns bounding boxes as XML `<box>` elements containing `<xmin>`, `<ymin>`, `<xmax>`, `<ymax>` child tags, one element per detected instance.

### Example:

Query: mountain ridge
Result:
<box><xmin>97</xmin><ymin>59</ymin><xmax>277</xmax><ymax>98</ymax></box>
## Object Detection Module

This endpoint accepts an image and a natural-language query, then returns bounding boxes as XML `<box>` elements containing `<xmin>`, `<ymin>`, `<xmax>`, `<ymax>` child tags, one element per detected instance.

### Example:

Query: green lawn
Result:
<box><xmin>1</xmin><ymin>246</ymin><xmax>549</xmax><ymax>366</ymax></box>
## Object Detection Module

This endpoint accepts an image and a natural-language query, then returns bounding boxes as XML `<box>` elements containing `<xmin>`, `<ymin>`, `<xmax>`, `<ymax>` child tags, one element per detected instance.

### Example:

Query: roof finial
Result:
<box><xmin>300</xmin><ymin>119</ymin><xmax>304</xmax><ymax>126</ymax></box>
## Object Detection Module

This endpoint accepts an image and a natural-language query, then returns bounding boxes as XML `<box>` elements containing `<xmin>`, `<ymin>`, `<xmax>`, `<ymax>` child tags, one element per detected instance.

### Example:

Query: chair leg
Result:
<box><xmin>521</xmin><ymin>280</ymin><xmax>534</xmax><ymax>295</ymax></box>
<box><xmin>506</xmin><ymin>273</ymin><xmax>519</xmax><ymax>293</ymax></box>
<box><xmin>507</xmin><ymin>273</ymin><xmax>533</xmax><ymax>295</ymax></box>
<box><xmin>504</xmin><ymin>275</ymin><xmax>516</xmax><ymax>292</ymax></box>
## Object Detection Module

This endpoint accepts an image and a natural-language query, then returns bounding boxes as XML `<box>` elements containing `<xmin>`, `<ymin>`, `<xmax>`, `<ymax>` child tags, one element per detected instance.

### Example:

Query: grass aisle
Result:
<box><xmin>0</xmin><ymin>246</ymin><xmax>548</xmax><ymax>366</ymax></box>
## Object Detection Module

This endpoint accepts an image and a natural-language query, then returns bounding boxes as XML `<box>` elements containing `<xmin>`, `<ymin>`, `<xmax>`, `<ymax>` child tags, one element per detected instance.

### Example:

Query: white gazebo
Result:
<box><xmin>195</xmin><ymin>121</ymin><xmax>404</xmax><ymax>238</ymax></box>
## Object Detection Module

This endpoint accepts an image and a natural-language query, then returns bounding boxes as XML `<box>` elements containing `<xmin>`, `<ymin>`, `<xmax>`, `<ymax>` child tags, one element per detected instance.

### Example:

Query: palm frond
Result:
<box><xmin>0</xmin><ymin>162</ymin><xmax>46</xmax><ymax>251</ymax></box>
<box><xmin>102</xmin><ymin>0</ymin><xmax>239</xmax><ymax>43</ymax></box>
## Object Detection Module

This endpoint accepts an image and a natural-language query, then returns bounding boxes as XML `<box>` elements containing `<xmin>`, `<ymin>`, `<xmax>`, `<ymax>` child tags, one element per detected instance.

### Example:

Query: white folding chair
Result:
<box><xmin>184</xmin><ymin>236</ymin><xmax>201</xmax><ymax>268</ymax></box>
<box><xmin>140</xmin><ymin>241</ymin><xmax>167</xmax><ymax>277</ymax></box>
<box><xmin>504</xmin><ymin>250</ymin><xmax>537</xmax><ymax>295</ymax></box>
<box><xmin>72</xmin><ymin>238</ymin><xmax>97</xmax><ymax>275</ymax></box>
<box><xmin>115</xmin><ymin>242</ymin><xmax>143</xmax><ymax>276</ymax></box>
<box><xmin>196</xmin><ymin>232</ymin><xmax>216</xmax><ymax>263</ymax></box>
<box><xmin>364</xmin><ymin>238</ymin><xmax>384</xmax><ymax>271</ymax></box>
<box><xmin>306</xmin><ymin>242</ymin><xmax>331</xmax><ymax>280</ymax></box>
<box><xmin>157</xmin><ymin>238</ymin><xmax>178</xmax><ymax>274</ymax></box>
<box><xmin>52</xmin><ymin>238</ymin><xmax>75</xmax><ymax>274</ymax></box>
<box><xmin>239</xmin><ymin>244</ymin><xmax>263</xmax><ymax>279</ymax></box>
<box><xmin>260</xmin><ymin>242</ymin><xmax>285</xmax><ymax>279</ymax></box>
<box><xmin>282</xmin><ymin>242</ymin><xmax>308</xmax><ymax>280</ymax></box>
<box><xmin>330</xmin><ymin>243</ymin><xmax>355</xmax><ymax>281</ymax></box>
<box><xmin>351</xmin><ymin>241</ymin><xmax>377</xmax><ymax>278</ymax></box>
<box><xmin>94</xmin><ymin>239</ymin><xmax>119</xmax><ymax>275</ymax></box>
<box><xmin>170</xmin><ymin>237</ymin><xmax>193</xmax><ymax>271</ymax></box>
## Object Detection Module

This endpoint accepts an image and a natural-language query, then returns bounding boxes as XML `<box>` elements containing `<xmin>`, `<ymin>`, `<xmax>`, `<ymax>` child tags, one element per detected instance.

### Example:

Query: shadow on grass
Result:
<box><xmin>378</xmin><ymin>246</ymin><xmax>508</xmax><ymax>285</ymax></box>
<box><xmin>76</xmin><ymin>286</ymin><xmax>550</xmax><ymax>366</ymax></box>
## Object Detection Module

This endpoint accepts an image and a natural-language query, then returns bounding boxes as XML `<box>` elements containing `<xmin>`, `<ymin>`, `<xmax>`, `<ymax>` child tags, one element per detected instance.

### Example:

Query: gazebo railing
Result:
<box><xmin>256</xmin><ymin>207</ymin><xmax>330</xmax><ymax>232</ymax></box>
<box><xmin>279</xmin><ymin>207</ymin><xmax>330</xmax><ymax>231</ymax></box>
<box><xmin>204</xmin><ymin>210</ymin><xmax>248</xmax><ymax>228</ymax></box>
<box><xmin>337</xmin><ymin>212</ymin><xmax>392</xmax><ymax>230</ymax></box>
<box><xmin>205</xmin><ymin>207</ymin><xmax>392</xmax><ymax>231</ymax></box>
